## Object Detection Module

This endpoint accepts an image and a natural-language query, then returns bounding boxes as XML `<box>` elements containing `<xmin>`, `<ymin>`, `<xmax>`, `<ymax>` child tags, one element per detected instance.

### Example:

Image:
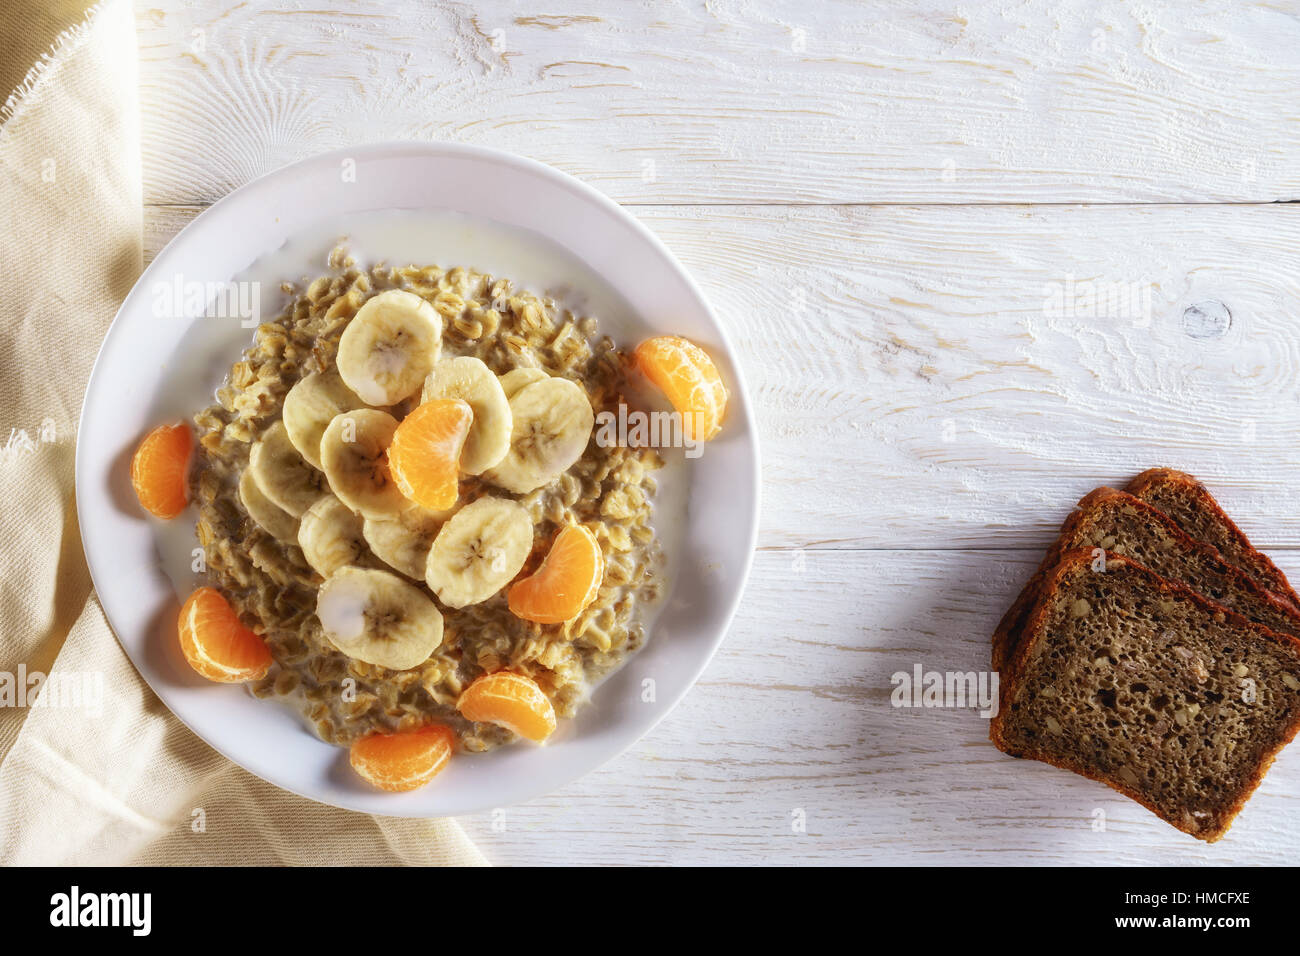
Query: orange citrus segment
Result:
<box><xmin>457</xmin><ymin>671</ymin><xmax>557</xmax><ymax>742</ymax></box>
<box><xmin>131</xmin><ymin>422</ymin><xmax>193</xmax><ymax>519</ymax></box>
<box><xmin>508</xmin><ymin>524</ymin><xmax>604</xmax><ymax>624</ymax></box>
<box><xmin>387</xmin><ymin>398</ymin><xmax>473</xmax><ymax>511</ymax></box>
<box><xmin>634</xmin><ymin>335</ymin><xmax>728</xmax><ymax>442</ymax></box>
<box><xmin>177</xmin><ymin>587</ymin><xmax>273</xmax><ymax>683</ymax></box>
<box><xmin>350</xmin><ymin>724</ymin><xmax>456</xmax><ymax>792</ymax></box>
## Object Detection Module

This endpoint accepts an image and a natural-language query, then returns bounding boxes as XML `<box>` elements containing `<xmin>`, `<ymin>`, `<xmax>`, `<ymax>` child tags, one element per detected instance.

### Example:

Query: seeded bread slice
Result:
<box><xmin>990</xmin><ymin>549</ymin><xmax>1300</xmax><ymax>842</ymax></box>
<box><xmin>1127</xmin><ymin>468</ymin><xmax>1300</xmax><ymax>611</ymax></box>
<box><xmin>992</xmin><ymin>488</ymin><xmax>1300</xmax><ymax>675</ymax></box>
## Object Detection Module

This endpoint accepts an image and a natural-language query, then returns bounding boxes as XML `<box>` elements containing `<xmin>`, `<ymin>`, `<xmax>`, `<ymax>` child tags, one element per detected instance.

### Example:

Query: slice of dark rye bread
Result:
<box><xmin>991</xmin><ymin>488</ymin><xmax>1300</xmax><ymax>674</ymax></box>
<box><xmin>989</xmin><ymin>549</ymin><xmax>1300</xmax><ymax>842</ymax></box>
<box><xmin>1127</xmin><ymin>468</ymin><xmax>1300</xmax><ymax>611</ymax></box>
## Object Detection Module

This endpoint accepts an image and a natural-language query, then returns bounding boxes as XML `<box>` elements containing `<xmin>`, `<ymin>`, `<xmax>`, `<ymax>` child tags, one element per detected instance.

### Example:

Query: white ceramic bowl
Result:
<box><xmin>76</xmin><ymin>143</ymin><xmax>759</xmax><ymax>816</ymax></box>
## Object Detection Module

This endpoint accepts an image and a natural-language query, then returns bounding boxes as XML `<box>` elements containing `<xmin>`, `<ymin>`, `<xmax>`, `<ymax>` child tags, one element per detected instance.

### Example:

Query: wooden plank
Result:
<box><xmin>143</xmin><ymin>201</ymin><xmax>1300</xmax><ymax>551</ymax></box>
<box><xmin>453</xmin><ymin>548</ymin><xmax>1300</xmax><ymax>865</ymax></box>
<box><xmin>136</xmin><ymin>0</ymin><xmax>1300</xmax><ymax>206</ymax></box>
<box><xmin>128</xmin><ymin>0</ymin><xmax>1300</xmax><ymax>871</ymax></box>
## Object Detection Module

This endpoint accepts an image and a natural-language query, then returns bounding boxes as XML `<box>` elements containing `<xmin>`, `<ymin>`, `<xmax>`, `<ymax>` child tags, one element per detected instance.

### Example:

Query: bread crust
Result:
<box><xmin>989</xmin><ymin>548</ymin><xmax>1300</xmax><ymax>842</ymax></box>
<box><xmin>991</xmin><ymin>486</ymin><xmax>1300</xmax><ymax>680</ymax></box>
<box><xmin>1127</xmin><ymin>467</ymin><xmax>1300</xmax><ymax>612</ymax></box>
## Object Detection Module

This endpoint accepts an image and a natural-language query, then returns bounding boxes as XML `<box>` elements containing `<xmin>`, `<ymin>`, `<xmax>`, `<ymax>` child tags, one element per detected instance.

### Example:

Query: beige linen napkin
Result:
<box><xmin>0</xmin><ymin>0</ymin><xmax>485</xmax><ymax>865</ymax></box>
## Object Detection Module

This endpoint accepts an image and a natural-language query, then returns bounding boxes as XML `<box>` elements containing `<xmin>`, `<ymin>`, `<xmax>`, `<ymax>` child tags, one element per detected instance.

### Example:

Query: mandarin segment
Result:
<box><xmin>508</xmin><ymin>524</ymin><xmax>604</xmax><ymax>624</ymax></box>
<box><xmin>130</xmin><ymin>422</ymin><xmax>193</xmax><ymax>519</ymax></box>
<box><xmin>634</xmin><ymin>335</ymin><xmax>728</xmax><ymax>442</ymax></box>
<box><xmin>457</xmin><ymin>671</ymin><xmax>557</xmax><ymax>742</ymax></box>
<box><xmin>178</xmin><ymin>587</ymin><xmax>273</xmax><ymax>682</ymax></box>
<box><xmin>388</xmin><ymin>398</ymin><xmax>473</xmax><ymax>511</ymax></box>
<box><xmin>349</xmin><ymin>724</ymin><xmax>456</xmax><ymax>792</ymax></box>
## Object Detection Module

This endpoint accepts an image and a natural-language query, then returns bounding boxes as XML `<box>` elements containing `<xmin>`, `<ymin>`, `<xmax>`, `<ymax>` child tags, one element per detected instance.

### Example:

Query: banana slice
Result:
<box><xmin>316</xmin><ymin>566</ymin><xmax>444</xmax><ymax>671</ymax></box>
<box><xmin>298</xmin><ymin>494</ymin><xmax>369</xmax><ymax>578</ymax></box>
<box><xmin>498</xmin><ymin>366</ymin><xmax>548</xmax><ymax>399</ymax></box>
<box><xmin>249</xmin><ymin>420</ymin><xmax>326</xmax><ymax>517</ymax></box>
<box><xmin>282</xmin><ymin>368</ymin><xmax>366</xmax><ymax>470</ymax></box>
<box><xmin>425</xmin><ymin>496</ymin><xmax>533</xmax><ymax>608</ymax></box>
<box><xmin>484</xmin><ymin>377</ymin><xmax>594</xmax><ymax>494</ymax></box>
<box><xmin>363</xmin><ymin>505</ymin><xmax>449</xmax><ymax>580</ymax></box>
<box><xmin>319</xmin><ymin>409</ymin><xmax>408</xmax><ymax>519</ymax></box>
<box><xmin>421</xmin><ymin>356</ymin><xmax>512</xmax><ymax>474</ymax></box>
<box><xmin>337</xmin><ymin>290</ymin><xmax>442</xmax><ymax>405</ymax></box>
<box><xmin>237</xmin><ymin>468</ymin><xmax>300</xmax><ymax>543</ymax></box>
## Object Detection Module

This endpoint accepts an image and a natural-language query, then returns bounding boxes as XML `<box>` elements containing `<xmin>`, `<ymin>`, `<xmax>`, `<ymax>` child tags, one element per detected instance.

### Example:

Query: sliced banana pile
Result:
<box><xmin>363</xmin><ymin>504</ymin><xmax>448</xmax><ymax>581</ymax></box>
<box><xmin>319</xmin><ymin>408</ymin><xmax>408</xmax><ymax>519</ymax></box>
<box><xmin>298</xmin><ymin>494</ymin><xmax>369</xmax><ymax>577</ymax></box>
<box><xmin>420</xmin><ymin>356</ymin><xmax>512</xmax><ymax>475</ymax></box>
<box><xmin>337</xmin><ymin>290</ymin><xmax>442</xmax><ymax>406</ymax></box>
<box><xmin>283</xmin><ymin>368</ymin><xmax>366</xmax><ymax>470</ymax></box>
<box><xmin>231</xmin><ymin>285</ymin><xmax>620</xmax><ymax>676</ymax></box>
<box><xmin>316</xmin><ymin>566</ymin><xmax>444</xmax><ymax>670</ymax></box>
<box><xmin>498</xmin><ymin>366</ymin><xmax>548</xmax><ymax>398</ymax></box>
<box><xmin>485</xmin><ymin>376</ymin><xmax>595</xmax><ymax>494</ymax></box>
<box><xmin>249</xmin><ymin>420</ymin><xmax>326</xmax><ymax>517</ymax></box>
<box><xmin>425</xmin><ymin>497</ymin><xmax>533</xmax><ymax>608</ymax></box>
<box><xmin>238</xmin><ymin>468</ymin><xmax>299</xmax><ymax>543</ymax></box>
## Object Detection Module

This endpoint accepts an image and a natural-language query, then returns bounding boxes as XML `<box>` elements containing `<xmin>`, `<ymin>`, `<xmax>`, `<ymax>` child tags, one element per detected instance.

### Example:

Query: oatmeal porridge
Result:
<box><xmin>130</xmin><ymin>236</ymin><xmax>730</xmax><ymax>792</ymax></box>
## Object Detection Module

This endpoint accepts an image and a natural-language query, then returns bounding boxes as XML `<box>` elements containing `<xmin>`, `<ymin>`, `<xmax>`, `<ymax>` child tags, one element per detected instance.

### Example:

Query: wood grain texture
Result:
<box><xmin>135</xmin><ymin>0</ymin><xmax>1300</xmax><ymax>205</ymax></box>
<box><xmin>131</xmin><ymin>0</ymin><xmax>1300</xmax><ymax>866</ymax></box>
<box><xmin>145</xmin><ymin>202</ymin><xmax>1300</xmax><ymax>551</ymax></box>
<box><xmin>448</xmin><ymin>549</ymin><xmax>1300</xmax><ymax>865</ymax></box>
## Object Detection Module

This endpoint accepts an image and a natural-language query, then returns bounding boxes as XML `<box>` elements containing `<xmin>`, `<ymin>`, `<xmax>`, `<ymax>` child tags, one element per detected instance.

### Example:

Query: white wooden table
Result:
<box><xmin>138</xmin><ymin>0</ymin><xmax>1300</xmax><ymax>865</ymax></box>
